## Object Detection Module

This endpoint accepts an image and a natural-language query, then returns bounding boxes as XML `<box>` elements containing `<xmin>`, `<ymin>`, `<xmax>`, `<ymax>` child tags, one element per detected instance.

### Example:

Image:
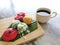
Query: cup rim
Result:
<box><xmin>36</xmin><ymin>7</ymin><xmax>51</xmax><ymax>13</ymax></box>
<box><xmin>36</xmin><ymin>7</ymin><xmax>51</xmax><ymax>16</ymax></box>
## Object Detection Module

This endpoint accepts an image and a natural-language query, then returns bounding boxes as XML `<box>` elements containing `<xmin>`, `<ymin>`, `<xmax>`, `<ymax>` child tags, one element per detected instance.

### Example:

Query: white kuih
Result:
<box><xmin>17</xmin><ymin>23</ymin><xmax>28</xmax><ymax>33</ymax></box>
<box><xmin>11</xmin><ymin>20</ymin><xmax>20</xmax><ymax>28</ymax></box>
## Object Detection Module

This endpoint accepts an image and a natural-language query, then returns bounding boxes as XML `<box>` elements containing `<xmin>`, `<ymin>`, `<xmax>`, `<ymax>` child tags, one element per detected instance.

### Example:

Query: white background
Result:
<box><xmin>0</xmin><ymin>0</ymin><xmax>60</xmax><ymax>18</ymax></box>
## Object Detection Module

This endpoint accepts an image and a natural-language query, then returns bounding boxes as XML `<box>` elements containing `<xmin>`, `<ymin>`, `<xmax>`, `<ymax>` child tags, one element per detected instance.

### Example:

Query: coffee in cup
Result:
<box><xmin>36</xmin><ymin>8</ymin><xmax>57</xmax><ymax>23</ymax></box>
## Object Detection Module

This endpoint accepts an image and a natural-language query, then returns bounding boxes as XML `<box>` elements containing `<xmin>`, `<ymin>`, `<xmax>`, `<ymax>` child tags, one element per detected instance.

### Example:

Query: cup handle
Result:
<box><xmin>50</xmin><ymin>12</ymin><xmax>57</xmax><ymax>18</ymax></box>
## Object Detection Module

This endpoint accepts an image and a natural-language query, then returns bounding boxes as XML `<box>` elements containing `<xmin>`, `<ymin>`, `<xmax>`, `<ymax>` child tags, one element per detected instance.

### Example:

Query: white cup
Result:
<box><xmin>36</xmin><ymin>8</ymin><xmax>57</xmax><ymax>23</ymax></box>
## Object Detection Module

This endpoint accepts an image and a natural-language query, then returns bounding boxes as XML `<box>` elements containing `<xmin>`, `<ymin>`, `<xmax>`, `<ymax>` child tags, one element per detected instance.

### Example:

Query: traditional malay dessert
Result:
<box><xmin>0</xmin><ymin>12</ymin><xmax>38</xmax><ymax>42</ymax></box>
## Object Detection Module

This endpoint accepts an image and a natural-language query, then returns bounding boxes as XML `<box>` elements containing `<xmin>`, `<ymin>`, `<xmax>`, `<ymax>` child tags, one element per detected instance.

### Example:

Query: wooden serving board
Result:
<box><xmin>0</xmin><ymin>17</ymin><xmax>44</xmax><ymax>45</ymax></box>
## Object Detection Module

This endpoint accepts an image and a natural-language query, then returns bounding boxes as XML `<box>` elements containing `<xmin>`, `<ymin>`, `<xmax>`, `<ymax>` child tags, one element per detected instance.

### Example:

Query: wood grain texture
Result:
<box><xmin>0</xmin><ymin>17</ymin><xmax>44</xmax><ymax>45</ymax></box>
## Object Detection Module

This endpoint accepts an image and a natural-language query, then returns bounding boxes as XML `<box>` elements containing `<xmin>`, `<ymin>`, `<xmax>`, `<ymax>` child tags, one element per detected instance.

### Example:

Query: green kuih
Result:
<box><xmin>9</xmin><ymin>20</ymin><xmax>21</xmax><ymax>28</ymax></box>
<box><xmin>28</xmin><ymin>20</ymin><xmax>38</xmax><ymax>32</ymax></box>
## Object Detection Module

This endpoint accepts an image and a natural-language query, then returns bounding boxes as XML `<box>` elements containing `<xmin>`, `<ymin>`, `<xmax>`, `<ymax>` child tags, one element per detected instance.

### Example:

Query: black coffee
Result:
<box><xmin>37</xmin><ymin>10</ymin><xmax>50</xmax><ymax>16</ymax></box>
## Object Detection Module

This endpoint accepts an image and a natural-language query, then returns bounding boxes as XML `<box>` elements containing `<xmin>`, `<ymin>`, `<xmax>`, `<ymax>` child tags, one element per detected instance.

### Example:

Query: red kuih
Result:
<box><xmin>2</xmin><ymin>28</ymin><xmax>18</xmax><ymax>41</ymax></box>
<box><xmin>17</xmin><ymin>12</ymin><xmax>25</xmax><ymax>17</ymax></box>
<box><xmin>14</xmin><ymin>15</ymin><xmax>24</xmax><ymax>21</ymax></box>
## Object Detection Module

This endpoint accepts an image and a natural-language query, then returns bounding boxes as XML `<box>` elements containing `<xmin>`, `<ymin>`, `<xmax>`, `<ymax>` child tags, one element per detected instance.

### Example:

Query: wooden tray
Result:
<box><xmin>0</xmin><ymin>17</ymin><xmax>44</xmax><ymax>45</ymax></box>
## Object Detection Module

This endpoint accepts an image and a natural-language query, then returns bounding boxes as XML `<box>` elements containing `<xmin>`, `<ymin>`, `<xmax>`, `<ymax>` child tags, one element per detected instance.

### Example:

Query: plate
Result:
<box><xmin>0</xmin><ymin>17</ymin><xmax>44</xmax><ymax>45</ymax></box>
